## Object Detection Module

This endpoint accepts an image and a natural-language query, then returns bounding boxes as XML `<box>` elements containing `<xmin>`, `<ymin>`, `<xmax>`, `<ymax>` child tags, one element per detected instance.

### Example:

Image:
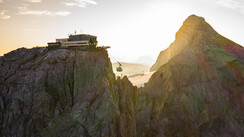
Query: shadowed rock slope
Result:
<box><xmin>0</xmin><ymin>47</ymin><xmax>138</xmax><ymax>137</ymax></box>
<box><xmin>145</xmin><ymin>15</ymin><xmax>244</xmax><ymax>136</ymax></box>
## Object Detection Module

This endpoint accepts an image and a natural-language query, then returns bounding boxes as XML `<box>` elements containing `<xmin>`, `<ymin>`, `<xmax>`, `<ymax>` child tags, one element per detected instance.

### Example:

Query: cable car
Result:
<box><xmin>110</xmin><ymin>54</ymin><xmax>123</xmax><ymax>73</ymax></box>
<box><xmin>116</xmin><ymin>67</ymin><xmax>123</xmax><ymax>72</ymax></box>
<box><xmin>116</xmin><ymin>62</ymin><xmax>123</xmax><ymax>72</ymax></box>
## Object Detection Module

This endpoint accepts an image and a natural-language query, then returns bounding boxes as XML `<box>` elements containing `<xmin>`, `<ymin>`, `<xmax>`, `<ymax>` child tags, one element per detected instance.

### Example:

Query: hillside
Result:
<box><xmin>144</xmin><ymin>15</ymin><xmax>244</xmax><ymax>136</ymax></box>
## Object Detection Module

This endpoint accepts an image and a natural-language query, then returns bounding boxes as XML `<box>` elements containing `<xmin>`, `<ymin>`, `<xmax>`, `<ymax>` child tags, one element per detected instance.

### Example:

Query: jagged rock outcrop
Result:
<box><xmin>145</xmin><ymin>15</ymin><xmax>244</xmax><ymax>136</ymax></box>
<box><xmin>111</xmin><ymin>76</ymin><xmax>138</xmax><ymax>137</ymax></box>
<box><xmin>0</xmin><ymin>47</ymin><xmax>120</xmax><ymax>137</ymax></box>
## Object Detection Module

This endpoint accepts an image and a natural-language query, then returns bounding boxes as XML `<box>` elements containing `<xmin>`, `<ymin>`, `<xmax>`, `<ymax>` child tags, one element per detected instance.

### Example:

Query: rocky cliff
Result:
<box><xmin>145</xmin><ymin>15</ymin><xmax>244</xmax><ymax>136</ymax></box>
<box><xmin>0</xmin><ymin>47</ymin><xmax>123</xmax><ymax>137</ymax></box>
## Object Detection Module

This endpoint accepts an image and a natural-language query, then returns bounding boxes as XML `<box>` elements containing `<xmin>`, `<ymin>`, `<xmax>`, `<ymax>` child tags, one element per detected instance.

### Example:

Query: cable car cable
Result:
<box><xmin>110</xmin><ymin>54</ymin><xmax>123</xmax><ymax>72</ymax></box>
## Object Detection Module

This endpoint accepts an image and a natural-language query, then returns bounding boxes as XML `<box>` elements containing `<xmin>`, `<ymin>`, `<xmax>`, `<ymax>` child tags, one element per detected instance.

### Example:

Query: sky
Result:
<box><xmin>0</xmin><ymin>0</ymin><xmax>244</xmax><ymax>65</ymax></box>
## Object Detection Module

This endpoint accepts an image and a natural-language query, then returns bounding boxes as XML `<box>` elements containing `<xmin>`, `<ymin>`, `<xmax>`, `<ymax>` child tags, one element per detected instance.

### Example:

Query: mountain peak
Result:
<box><xmin>173</xmin><ymin>15</ymin><xmax>219</xmax><ymax>44</ymax></box>
<box><xmin>179</xmin><ymin>14</ymin><xmax>215</xmax><ymax>35</ymax></box>
<box><xmin>150</xmin><ymin>14</ymin><xmax>244</xmax><ymax>71</ymax></box>
<box><xmin>184</xmin><ymin>14</ymin><xmax>206</xmax><ymax>24</ymax></box>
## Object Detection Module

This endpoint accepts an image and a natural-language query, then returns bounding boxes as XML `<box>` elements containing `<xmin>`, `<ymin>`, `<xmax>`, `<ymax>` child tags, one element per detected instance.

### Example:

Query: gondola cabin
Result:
<box><xmin>116</xmin><ymin>67</ymin><xmax>123</xmax><ymax>72</ymax></box>
<box><xmin>116</xmin><ymin>63</ymin><xmax>123</xmax><ymax>72</ymax></box>
<box><xmin>48</xmin><ymin>34</ymin><xmax>98</xmax><ymax>48</ymax></box>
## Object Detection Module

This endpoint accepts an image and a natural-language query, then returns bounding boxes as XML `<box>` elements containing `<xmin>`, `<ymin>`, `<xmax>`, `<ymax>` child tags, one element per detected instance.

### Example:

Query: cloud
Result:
<box><xmin>18</xmin><ymin>7</ymin><xmax>51</xmax><ymax>15</ymax></box>
<box><xmin>56</xmin><ymin>11</ymin><xmax>72</xmax><ymax>16</ymax></box>
<box><xmin>63</xmin><ymin>2</ymin><xmax>83</xmax><ymax>7</ymax></box>
<box><xmin>0</xmin><ymin>10</ymin><xmax>11</xmax><ymax>20</ymax></box>
<box><xmin>62</xmin><ymin>0</ymin><xmax>97</xmax><ymax>8</ymax></box>
<box><xmin>215</xmin><ymin>0</ymin><xmax>244</xmax><ymax>14</ymax></box>
<box><xmin>24</xmin><ymin>0</ymin><xmax>42</xmax><ymax>3</ymax></box>
<box><xmin>18</xmin><ymin>7</ymin><xmax>71</xmax><ymax>16</ymax></box>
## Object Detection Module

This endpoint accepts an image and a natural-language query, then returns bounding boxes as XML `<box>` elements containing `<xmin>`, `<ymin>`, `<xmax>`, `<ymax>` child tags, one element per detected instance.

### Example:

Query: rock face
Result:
<box><xmin>0</xmin><ymin>47</ymin><xmax>120</xmax><ymax>137</ymax></box>
<box><xmin>145</xmin><ymin>15</ymin><xmax>244</xmax><ymax>136</ymax></box>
